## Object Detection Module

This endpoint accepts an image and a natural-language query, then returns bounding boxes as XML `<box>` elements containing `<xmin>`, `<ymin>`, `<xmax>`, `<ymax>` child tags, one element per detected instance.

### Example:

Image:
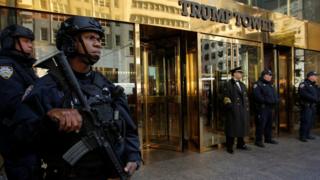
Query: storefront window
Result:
<box><xmin>294</xmin><ymin>49</ymin><xmax>320</xmax><ymax>128</ymax></box>
<box><xmin>294</xmin><ymin>49</ymin><xmax>320</xmax><ymax>94</ymax></box>
<box><xmin>238</xmin><ymin>0</ymin><xmax>320</xmax><ymax>24</ymax></box>
<box><xmin>3</xmin><ymin>9</ymin><xmax>137</xmax><ymax>120</ymax></box>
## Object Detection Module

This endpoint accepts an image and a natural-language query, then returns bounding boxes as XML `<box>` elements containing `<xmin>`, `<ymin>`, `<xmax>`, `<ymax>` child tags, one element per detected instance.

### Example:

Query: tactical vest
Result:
<box><xmin>49</xmin><ymin>71</ymin><xmax>126</xmax><ymax>165</ymax></box>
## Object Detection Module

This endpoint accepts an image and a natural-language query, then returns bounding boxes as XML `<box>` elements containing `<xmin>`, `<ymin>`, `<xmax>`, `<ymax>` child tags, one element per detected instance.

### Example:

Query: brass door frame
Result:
<box><xmin>140</xmin><ymin>37</ymin><xmax>183</xmax><ymax>151</ymax></box>
<box><xmin>274</xmin><ymin>46</ymin><xmax>294</xmax><ymax>133</ymax></box>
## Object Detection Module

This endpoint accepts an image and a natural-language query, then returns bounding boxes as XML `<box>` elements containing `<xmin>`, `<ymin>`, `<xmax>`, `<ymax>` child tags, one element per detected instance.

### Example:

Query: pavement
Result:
<box><xmin>132</xmin><ymin>134</ymin><xmax>320</xmax><ymax>180</ymax></box>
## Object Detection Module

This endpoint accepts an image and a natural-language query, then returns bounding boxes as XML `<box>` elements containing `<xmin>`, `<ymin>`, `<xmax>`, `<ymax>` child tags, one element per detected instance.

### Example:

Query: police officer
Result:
<box><xmin>223</xmin><ymin>67</ymin><xmax>250</xmax><ymax>154</ymax></box>
<box><xmin>13</xmin><ymin>16</ymin><xmax>141</xmax><ymax>180</ymax></box>
<box><xmin>298</xmin><ymin>71</ymin><xmax>319</xmax><ymax>142</ymax></box>
<box><xmin>253</xmin><ymin>69</ymin><xmax>279</xmax><ymax>148</ymax></box>
<box><xmin>0</xmin><ymin>25</ymin><xmax>39</xmax><ymax>180</ymax></box>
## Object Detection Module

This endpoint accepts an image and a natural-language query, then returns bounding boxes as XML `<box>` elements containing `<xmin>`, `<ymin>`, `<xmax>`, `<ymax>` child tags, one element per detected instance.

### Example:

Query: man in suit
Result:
<box><xmin>223</xmin><ymin>66</ymin><xmax>250</xmax><ymax>154</ymax></box>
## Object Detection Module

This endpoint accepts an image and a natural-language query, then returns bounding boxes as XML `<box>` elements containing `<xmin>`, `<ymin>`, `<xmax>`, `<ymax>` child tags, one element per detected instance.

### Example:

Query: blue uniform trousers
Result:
<box><xmin>299</xmin><ymin>106</ymin><xmax>316</xmax><ymax>139</ymax></box>
<box><xmin>255</xmin><ymin>107</ymin><xmax>273</xmax><ymax>142</ymax></box>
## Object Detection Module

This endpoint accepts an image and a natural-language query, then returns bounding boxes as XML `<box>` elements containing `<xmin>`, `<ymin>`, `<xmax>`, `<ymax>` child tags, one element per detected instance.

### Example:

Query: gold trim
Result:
<box><xmin>4</xmin><ymin>0</ymin><xmax>319</xmax><ymax>51</ymax></box>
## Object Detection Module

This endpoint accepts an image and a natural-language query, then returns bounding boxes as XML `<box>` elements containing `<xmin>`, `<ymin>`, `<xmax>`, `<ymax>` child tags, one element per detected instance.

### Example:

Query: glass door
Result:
<box><xmin>141</xmin><ymin>37</ymin><xmax>183</xmax><ymax>151</ymax></box>
<box><xmin>277</xmin><ymin>46</ymin><xmax>293</xmax><ymax>132</ymax></box>
<box><xmin>199</xmin><ymin>35</ymin><xmax>262</xmax><ymax>151</ymax></box>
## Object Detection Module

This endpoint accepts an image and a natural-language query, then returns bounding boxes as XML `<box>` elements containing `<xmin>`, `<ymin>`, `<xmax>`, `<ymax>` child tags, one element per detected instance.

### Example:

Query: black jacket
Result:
<box><xmin>298</xmin><ymin>79</ymin><xmax>319</xmax><ymax>106</ymax></box>
<box><xmin>13</xmin><ymin>70</ymin><xmax>141</xmax><ymax>177</ymax></box>
<box><xmin>223</xmin><ymin>79</ymin><xmax>250</xmax><ymax>137</ymax></box>
<box><xmin>253</xmin><ymin>78</ymin><xmax>279</xmax><ymax>110</ymax></box>
<box><xmin>0</xmin><ymin>50</ymin><xmax>37</xmax><ymax>157</ymax></box>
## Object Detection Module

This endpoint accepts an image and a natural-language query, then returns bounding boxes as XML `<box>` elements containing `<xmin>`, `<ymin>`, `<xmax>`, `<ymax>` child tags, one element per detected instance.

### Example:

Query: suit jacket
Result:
<box><xmin>223</xmin><ymin>79</ymin><xmax>250</xmax><ymax>137</ymax></box>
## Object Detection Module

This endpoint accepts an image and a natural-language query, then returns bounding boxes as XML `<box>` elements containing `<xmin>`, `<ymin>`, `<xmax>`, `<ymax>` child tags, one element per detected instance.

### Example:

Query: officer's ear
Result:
<box><xmin>14</xmin><ymin>37</ymin><xmax>22</xmax><ymax>51</ymax></box>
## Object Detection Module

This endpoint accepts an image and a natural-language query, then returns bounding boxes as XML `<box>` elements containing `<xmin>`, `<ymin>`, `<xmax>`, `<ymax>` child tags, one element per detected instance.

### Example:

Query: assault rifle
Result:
<box><xmin>37</xmin><ymin>52</ymin><xmax>128</xmax><ymax>180</ymax></box>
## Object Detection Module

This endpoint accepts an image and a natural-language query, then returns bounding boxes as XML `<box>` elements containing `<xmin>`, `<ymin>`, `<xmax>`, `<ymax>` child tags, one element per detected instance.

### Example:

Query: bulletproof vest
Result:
<box><xmin>79</xmin><ymin>82</ymin><xmax>125</xmax><ymax>147</ymax></box>
<box><xmin>51</xmin><ymin>71</ymin><xmax>126</xmax><ymax>155</ymax></box>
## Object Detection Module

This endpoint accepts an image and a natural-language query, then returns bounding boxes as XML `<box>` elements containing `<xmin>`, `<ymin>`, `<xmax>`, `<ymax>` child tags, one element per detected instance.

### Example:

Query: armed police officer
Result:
<box><xmin>0</xmin><ymin>25</ymin><xmax>39</xmax><ymax>180</ymax></box>
<box><xmin>13</xmin><ymin>16</ymin><xmax>141</xmax><ymax>179</ymax></box>
<box><xmin>223</xmin><ymin>67</ymin><xmax>250</xmax><ymax>154</ymax></box>
<box><xmin>298</xmin><ymin>71</ymin><xmax>319</xmax><ymax>142</ymax></box>
<box><xmin>253</xmin><ymin>69</ymin><xmax>279</xmax><ymax>148</ymax></box>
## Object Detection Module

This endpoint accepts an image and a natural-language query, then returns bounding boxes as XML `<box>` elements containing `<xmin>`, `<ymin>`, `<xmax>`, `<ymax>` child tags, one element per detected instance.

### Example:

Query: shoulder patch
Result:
<box><xmin>22</xmin><ymin>85</ymin><xmax>34</xmax><ymax>101</ymax></box>
<box><xmin>253</xmin><ymin>84</ymin><xmax>258</xmax><ymax>88</ymax></box>
<box><xmin>299</xmin><ymin>84</ymin><xmax>305</xmax><ymax>88</ymax></box>
<box><xmin>0</xmin><ymin>66</ymin><xmax>14</xmax><ymax>79</ymax></box>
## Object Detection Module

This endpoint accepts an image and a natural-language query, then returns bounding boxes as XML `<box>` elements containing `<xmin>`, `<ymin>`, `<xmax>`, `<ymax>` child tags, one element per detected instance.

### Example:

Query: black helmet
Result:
<box><xmin>260</xmin><ymin>69</ymin><xmax>272</xmax><ymax>77</ymax></box>
<box><xmin>0</xmin><ymin>24</ymin><xmax>34</xmax><ymax>50</ymax></box>
<box><xmin>56</xmin><ymin>16</ymin><xmax>104</xmax><ymax>57</ymax></box>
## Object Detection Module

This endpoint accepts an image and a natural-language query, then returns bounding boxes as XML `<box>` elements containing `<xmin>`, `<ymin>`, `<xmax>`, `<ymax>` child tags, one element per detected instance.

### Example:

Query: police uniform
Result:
<box><xmin>0</xmin><ymin>25</ymin><xmax>40</xmax><ymax>180</ymax></box>
<box><xmin>13</xmin><ymin>16</ymin><xmax>141</xmax><ymax>180</ymax></box>
<box><xmin>14</xmin><ymin>70</ymin><xmax>141</xmax><ymax>179</ymax></box>
<box><xmin>298</xmin><ymin>71</ymin><xmax>319</xmax><ymax>142</ymax></box>
<box><xmin>223</xmin><ymin>67</ymin><xmax>250</xmax><ymax>154</ymax></box>
<box><xmin>253</xmin><ymin>70</ymin><xmax>279</xmax><ymax>147</ymax></box>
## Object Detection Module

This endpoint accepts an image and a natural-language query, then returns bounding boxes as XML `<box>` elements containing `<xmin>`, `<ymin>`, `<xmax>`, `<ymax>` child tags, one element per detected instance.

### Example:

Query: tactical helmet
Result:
<box><xmin>0</xmin><ymin>24</ymin><xmax>34</xmax><ymax>50</ymax></box>
<box><xmin>56</xmin><ymin>16</ymin><xmax>104</xmax><ymax>58</ymax></box>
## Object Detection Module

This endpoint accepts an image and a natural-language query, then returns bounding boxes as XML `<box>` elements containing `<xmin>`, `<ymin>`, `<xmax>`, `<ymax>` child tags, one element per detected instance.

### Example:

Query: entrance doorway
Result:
<box><xmin>140</xmin><ymin>26</ymin><xmax>184</xmax><ymax>151</ymax></box>
<box><xmin>199</xmin><ymin>35</ymin><xmax>262</xmax><ymax>151</ymax></box>
<box><xmin>264</xmin><ymin>45</ymin><xmax>293</xmax><ymax>133</ymax></box>
<box><xmin>277</xmin><ymin>46</ymin><xmax>293</xmax><ymax>132</ymax></box>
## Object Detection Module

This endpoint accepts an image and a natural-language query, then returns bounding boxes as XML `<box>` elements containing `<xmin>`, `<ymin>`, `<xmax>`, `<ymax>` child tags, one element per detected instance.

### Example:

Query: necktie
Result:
<box><xmin>236</xmin><ymin>81</ymin><xmax>241</xmax><ymax>92</ymax></box>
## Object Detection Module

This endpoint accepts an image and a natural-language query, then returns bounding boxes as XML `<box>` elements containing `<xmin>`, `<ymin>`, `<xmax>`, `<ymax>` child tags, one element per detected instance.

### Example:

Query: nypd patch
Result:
<box><xmin>253</xmin><ymin>84</ymin><xmax>258</xmax><ymax>88</ymax></box>
<box><xmin>0</xmin><ymin>66</ymin><xmax>13</xmax><ymax>79</ymax></box>
<box><xmin>299</xmin><ymin>84</ymin><xmax>305</xmax><ymax>88</ymax></box>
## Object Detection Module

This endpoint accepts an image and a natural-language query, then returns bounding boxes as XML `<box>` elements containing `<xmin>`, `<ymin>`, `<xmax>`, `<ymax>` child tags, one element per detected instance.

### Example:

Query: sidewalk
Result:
<box><xmin>132</xmin><ymin>135</ymin><xmax>320</xmax><ymax>180</ymax></box>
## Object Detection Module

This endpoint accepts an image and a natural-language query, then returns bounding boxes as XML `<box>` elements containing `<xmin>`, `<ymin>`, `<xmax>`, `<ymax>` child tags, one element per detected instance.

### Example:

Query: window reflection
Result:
<box><xmin>236</xmin><ymin>0</ymin><xmax>320</xmax><ymax>24</ymax></box>
<box><xmin>1</xmin><ymin>9</ymin><xmax>137</xmax><ymax>121</ymax></box>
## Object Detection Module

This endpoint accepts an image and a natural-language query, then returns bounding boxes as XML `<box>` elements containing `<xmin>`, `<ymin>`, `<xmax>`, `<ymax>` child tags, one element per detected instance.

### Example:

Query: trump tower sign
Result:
<box><xmin>178</xmin><ymin>0</ymin><xmax>275</xmax><ymax>32</ymax></box>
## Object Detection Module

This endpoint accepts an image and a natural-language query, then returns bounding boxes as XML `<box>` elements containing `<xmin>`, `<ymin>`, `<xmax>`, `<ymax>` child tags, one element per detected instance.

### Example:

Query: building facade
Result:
<box><xmin>1</xmin><ymin>0</ymin><xmax>320</xmax><ymax>153</ymax></box>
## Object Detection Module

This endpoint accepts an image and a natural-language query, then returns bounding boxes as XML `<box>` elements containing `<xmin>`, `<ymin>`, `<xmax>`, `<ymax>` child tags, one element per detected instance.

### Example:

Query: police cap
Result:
<box><xmin>230</xmin><ymin>66</ymin><xmax>243</xmax><ymax>74</ymax></box>
<box><xmin>306</xmin><ymin>71</ymin><xmax>318</xmax><ymax>78</ymax></box>
<box><xmin>261</xmin><ymin>69</ymin><xmax>272</xmax><ymax>77</ymax></box>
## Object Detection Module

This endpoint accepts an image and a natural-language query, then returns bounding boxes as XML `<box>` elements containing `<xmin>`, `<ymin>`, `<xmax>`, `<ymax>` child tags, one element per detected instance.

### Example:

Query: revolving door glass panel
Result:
<box><xmin>141</xmin><ymin>37</ymin><xmax>182</xmax><ymax>151</ymax></box>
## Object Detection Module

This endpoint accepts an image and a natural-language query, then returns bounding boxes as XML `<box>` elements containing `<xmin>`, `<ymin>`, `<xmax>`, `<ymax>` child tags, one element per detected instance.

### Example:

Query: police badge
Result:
<box><xmin>0</xmin><ymin>66</ymin><xmax>13</xmax><ymax>79</ymax></box>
